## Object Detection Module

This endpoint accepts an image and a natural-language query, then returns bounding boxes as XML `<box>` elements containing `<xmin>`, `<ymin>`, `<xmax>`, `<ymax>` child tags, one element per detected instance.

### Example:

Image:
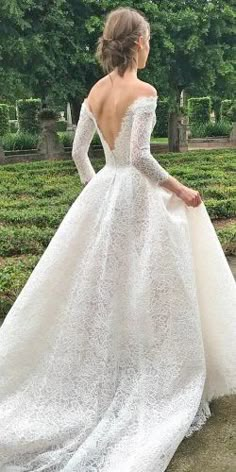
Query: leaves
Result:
<box><xmin>0</xmin><ymin>0</ymin><xmax>235</xmax><ymax>115</ymax></box>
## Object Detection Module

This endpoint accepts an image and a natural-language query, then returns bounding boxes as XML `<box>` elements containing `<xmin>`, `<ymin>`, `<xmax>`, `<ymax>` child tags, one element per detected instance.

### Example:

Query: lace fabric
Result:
<box><xmin>0</xmin><ymin>96</ymin><xmax>236</xmax><ymax>471</ymax></box>
<box><xmin>71</xmin><ymin>103</ymin><xmax>97</xmax><ymax>184</ymax></box>
<box><xmin>72</xmin><ymin>96</ymin><xmax>170</xmax><ymax>185</ymax></box>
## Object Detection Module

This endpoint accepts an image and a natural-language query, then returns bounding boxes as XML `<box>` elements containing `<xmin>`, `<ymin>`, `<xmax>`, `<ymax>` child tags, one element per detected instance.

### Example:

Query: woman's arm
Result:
<box><xmin>72</xmin><ymin>102</ymin><xmax>96</xmax><ymax>185</ymax></box>
<box><xmin>130</xmin><ymin>105</ymin><xmax>184</xmax><ymax>196</ymax></box>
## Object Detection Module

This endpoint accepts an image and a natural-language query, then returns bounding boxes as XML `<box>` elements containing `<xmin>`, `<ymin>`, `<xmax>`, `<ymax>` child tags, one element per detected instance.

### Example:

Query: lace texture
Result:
<box><xmin>71</xmin><ymin>104</ymin><xmax>96</xmax><ymax>184</ymax></box>
<box><xmin>0</xmin><ymin>96</ymin><xmax>236</xmax><ymax>472</ymax></box>
<box><xmin>72</xmin><ymin>96</ymin><xmax>170</xmax><ymax>185</ymax></box>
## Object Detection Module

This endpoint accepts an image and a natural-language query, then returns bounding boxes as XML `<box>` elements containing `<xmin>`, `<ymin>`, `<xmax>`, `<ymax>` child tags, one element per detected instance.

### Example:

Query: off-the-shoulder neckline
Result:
<box><xmin>83</xmin><ymin>94</ymin><xmax>157</xmax><ymax>120</ymax></box>
<box><xmin>82</xmin><ymin>95</ymin><xmax>157</xmax><ymax>153</ymax></box>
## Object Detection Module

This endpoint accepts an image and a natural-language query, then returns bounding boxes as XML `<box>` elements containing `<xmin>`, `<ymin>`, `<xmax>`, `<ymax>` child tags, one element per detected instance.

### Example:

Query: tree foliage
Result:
<box><xmin>0</xmin><ymin>0</ymin><xmax>235</xmax><ymax>144</ymax></box>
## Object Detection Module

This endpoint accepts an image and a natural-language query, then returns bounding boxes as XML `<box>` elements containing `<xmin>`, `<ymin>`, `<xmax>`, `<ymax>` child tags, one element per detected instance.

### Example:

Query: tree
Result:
<box><xmin>0</xmin><ymin>1</ymin><xmax>30</xmax><ymax>102</ymax></box>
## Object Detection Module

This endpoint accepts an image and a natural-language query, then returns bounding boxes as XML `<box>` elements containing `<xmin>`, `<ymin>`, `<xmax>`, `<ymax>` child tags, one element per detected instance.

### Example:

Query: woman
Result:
<box><xmin>0</xmin><ymin>6</ymin><xmax>235</xmax><ymax>472</ymax></box>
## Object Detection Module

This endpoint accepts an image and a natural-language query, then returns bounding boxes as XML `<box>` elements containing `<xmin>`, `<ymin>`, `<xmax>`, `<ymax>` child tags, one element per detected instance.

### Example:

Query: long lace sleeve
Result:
<box><xmin>130</xmin><ymin>100</ymin><xmax>170</xmax><ymax>184</ymax></box>
<box><xmin>72</xmin><ymin>102</ymin><xmax>96</xmax><ymax>184</ymax></box>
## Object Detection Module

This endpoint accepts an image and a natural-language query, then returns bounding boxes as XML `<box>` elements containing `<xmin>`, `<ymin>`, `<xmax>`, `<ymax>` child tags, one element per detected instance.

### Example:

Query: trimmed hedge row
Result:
<box><xmin>0</xmin><ymin>255</ymin><xmax>40</xmax><ymax>318</ymax></box>
<box><xmin>1</xmin><ymin>132</ymin><xmax>39</xmax><ymax>150</ymax></box>
<box><xmin>1</xmin><ymin>97</ymin><xmax>235</xmax><ymax>142</ymax></box>
<box><xmin>0</xmin><ymin>206</ymin><xmax>69</xmax><ymax>228</ymax></box>
<box><xmin>0</xmin><ymin>130</ymin><xmax>103</xmax><ymax>151</ymax></box>
<box><xmin>188</xmin><ymin>97</ymin><xmax>211</xmax><ymax>125</ymax></box>
<box><xmin>0</xmin><ymin>226</ymin><xmax>55</xmax><ymax>257</ymax></box>
<box><xmin>16</xmin><ymin>98</ymin><xmax>42</xmax><ymax>133</ymax></box>
<box><xmin>190</xmin><ymin>120</ymin><xmax>232</xmax><ymax>138</ymax></box>
<box><xmin>0</xmin><ymin>104</ymin><xmax>10</xmax><ymax>136</ymax></box>
<box><xmin>221</xmin><ymin>100</ymin><xmax>233</xmax><ymax>121</ymax></box>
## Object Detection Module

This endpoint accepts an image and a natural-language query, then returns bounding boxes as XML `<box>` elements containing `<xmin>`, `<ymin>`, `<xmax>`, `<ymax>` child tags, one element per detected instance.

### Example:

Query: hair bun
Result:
<box><xmin>102</xmin><ymin>37</ymin><xmax>113</xmax><ymax>44</ymax></box>
<box><xmin>96</xmin><ymin>7</ymin><xmax>149</xmax><ymax>77</ymax></box>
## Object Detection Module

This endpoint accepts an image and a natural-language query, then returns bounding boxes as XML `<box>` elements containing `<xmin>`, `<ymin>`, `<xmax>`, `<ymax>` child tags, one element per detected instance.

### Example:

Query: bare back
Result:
<box><xmin>86</xmin><ymin>72</ymin><xmax>157</xmax><ymax>152</ymax></box>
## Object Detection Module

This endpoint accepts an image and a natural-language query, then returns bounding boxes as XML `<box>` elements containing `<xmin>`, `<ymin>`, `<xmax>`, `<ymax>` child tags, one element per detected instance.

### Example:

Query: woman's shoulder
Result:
<box><xmin>85</xmin><ymin>76</ymin><xmax>158</xmax><ymax>115</ymax></box>
<box><xmin>135</xmin><ymin>80</ymin><xmax>158</xmax><ymax>99</ymax></box>
<box><xmin>129</xmin><ymin>81</ymin><xmax>158</xmax><ymax>112</ymax></box>
<box><xmin>87</xmin><ymin>76</ymin><xmax>108</xmax><ymax>99</ymax></box>
<box><xmin>87</xmin><ymin>76</ymin><xmax>158</xmax><ymax>99</ymax></box>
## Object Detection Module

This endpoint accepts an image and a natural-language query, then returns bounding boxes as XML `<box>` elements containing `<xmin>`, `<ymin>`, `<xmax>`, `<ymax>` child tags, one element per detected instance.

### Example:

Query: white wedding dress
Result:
<box><xmin>0</xmin><ymin>95</ymin><xmax>235</xmax><ymax>472</ymax></box>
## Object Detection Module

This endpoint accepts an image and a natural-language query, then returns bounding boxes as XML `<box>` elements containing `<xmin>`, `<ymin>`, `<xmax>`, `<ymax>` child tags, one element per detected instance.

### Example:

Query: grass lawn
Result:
<box><xmin>0</xmin><ymin>148</ymin><xmax>235</xmax><ymax>319</ymax></box>
<box><xmin>151</xmin><ymin>137</ymin><xmax>168</xmax><ymax>143</ymax></box>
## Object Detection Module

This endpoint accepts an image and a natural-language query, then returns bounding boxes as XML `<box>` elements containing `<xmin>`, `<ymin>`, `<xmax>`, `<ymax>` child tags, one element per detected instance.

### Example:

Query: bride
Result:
<box><xmin>0</xmin><ymin>6</ymin><xmax>235</xmax><ymax>472</ymax></box>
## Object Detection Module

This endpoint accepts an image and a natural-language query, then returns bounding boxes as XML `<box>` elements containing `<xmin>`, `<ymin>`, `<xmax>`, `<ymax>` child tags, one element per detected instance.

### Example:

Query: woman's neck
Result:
<box><xmin>110</xmin><ymin>66</ymin><xmax>138</xmax><ymax>81</ymax></box>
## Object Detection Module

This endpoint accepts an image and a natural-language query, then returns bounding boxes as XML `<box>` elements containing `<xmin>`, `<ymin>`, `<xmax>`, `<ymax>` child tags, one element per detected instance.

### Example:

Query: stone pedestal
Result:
<box><xmin>0</xmin><ymin>145</ymin><xmax>5</xmax><ymax>163</ymax></box>
<box><xmin>230</xmin><ymin>122</ymin><xmax>236</xmax><ymax>145</ymax></box>
<box><xmin>38</xmin><ymin>119</ymin><xmax>64</xmax><ymax>159</ymax></box>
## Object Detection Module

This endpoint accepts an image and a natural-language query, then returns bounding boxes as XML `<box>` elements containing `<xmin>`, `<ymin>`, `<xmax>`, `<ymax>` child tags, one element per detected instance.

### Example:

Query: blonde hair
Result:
<box><xmin>96</xmin><ymin>7</ymin><xmax>150</xmax><ymax>77</ymax></box>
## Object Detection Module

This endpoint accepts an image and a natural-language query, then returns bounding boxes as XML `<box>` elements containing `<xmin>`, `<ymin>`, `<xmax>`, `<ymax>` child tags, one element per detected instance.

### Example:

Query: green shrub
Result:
<box><xmin>0</xmin><ymin>255</ymin><xmax>41</xmax><ymax>318</ymax></box>
<box><xmin>9</xmin><ymin>120</ymin><xmax>18</xmax><ymax>133</ymax></box>
<box><xmin>220</xmin><ymin>99</ymin><xmax>233</xmax><ymax>121</ymax></box>
<box><xmin>8</xmin><ymin>105</ymin><xmax>16</xmax><ymax>120</ymax></box>
<box><xmin>0</xmin><ymin>207</ymin><xmax>68</xmax><ymax>228</ymax></box>
<box><xmin>206</xmin><ymin>198</ymin><xmax>236</xmax><ymax>218</ymax></box>
<box><xmin>0</xmin><ymin>225</ymin><xmax>54</xmax><ymax>257</ymax></box>
<box><xmin>2</xmin><ymin>132</ymin><xmax>38</xmax><ymax>151</ymax></box>
<box><xmin>0</xmin><ymin>104</ymin><xmax>10</xmax><ymax>136</ymax></box>
<box><xmin>190</xmin><ymin>120</ymin><xmax>232</xmax><ymax>138</ymax></box>
<box><xmin>58</xmin><ymin>130</ymin><xmax>101</xmax><ymax>148</ymax></box>
<box><xmin>188</xmin><ymin>97</ymin><xmax>211</xmax><ymax>125</ymax></box>
<box><xmin>57</xmin><ymin>120</ymin><xmax>67</xmax><ymax>132</ymax></box>
<box><xmin>227</xmin><ymin>102</ymin><xmax>236</xmax><ymax>122</ymax></box>
<box><xmin>16</xmin><ymin>98</ymin><xmax>42</xmax><ymax>133</ymax></box>
<box><xmin>216</xmin><ymin>225</ymin><xmax>236</xmax><ymax>255</ymax></box>
<box><xmin>58</xmin><ymin>132</ymin><xmax>74</xmax><ymax>147</ymax></box>
<box><xmin>92</xmin><ymin>132</ymin><xmax>101</xmax><ymax>145</ymax></box>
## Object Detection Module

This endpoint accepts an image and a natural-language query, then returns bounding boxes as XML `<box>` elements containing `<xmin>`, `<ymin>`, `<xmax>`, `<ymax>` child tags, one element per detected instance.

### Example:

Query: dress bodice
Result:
<box><xmin>72</xmin><ymin>95</ymin><xmax>170</xmax><ymax>185</ymax></box>
<box><xmin>83</xmin><ymin>96</ymin><xmax>157</xmax><ymax>167</ymax></box>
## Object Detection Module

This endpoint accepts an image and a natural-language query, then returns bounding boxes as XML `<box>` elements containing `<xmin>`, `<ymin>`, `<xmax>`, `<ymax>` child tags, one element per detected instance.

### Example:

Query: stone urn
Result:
<box><xmin>37</xmin><ymin>109</ymin><xmax>64</xmax><ymax>159</ymax></box>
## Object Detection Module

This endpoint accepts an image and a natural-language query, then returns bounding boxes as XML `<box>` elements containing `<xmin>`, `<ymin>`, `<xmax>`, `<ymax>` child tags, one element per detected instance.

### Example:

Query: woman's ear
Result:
<box><xmin>137</xmin><ymin>35</ymin><xmax>144</xmax><ymax>50</ymax></box>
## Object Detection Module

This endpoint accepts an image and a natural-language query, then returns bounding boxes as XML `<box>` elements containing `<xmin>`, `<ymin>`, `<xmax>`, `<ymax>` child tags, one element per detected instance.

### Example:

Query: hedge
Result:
<box><xmin>221</xmin><ymin>99</ymin><xmax>233</xmax><ymax>121</ymax></box>
<box><xmin>16</xmin><ymin>98</ymin><xmax>42</xmax><ymax>133</ymax></box>
<box><xmin>190</xmin><ymin>120</ymin><xmax>232</xmax><ymax>138</ymax></box>
<box><xmin>188</xmin><ymin>97</ymin><xmax>211</xmax><ymax>125</ymax></box>
<box><xmin>0</xmin><ymin>104</ymin><xmax>10</xmax><ymax>136</ymax></box>
<box><xmin>1</xmin><ymin>132</ymin><xmax>38</xmax><ymax>151</ymax></box>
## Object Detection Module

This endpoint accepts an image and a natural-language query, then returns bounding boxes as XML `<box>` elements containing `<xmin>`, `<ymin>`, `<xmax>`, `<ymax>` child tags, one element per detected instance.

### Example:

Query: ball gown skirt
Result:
<box><xmin>0</xmin><ymin>95</ymin><xmax>235</xmax><ymax>471</ymax></box>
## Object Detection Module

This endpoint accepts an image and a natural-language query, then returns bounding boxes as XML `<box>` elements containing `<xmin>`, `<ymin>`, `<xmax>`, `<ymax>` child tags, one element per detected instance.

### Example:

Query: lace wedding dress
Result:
<box><xmin>0</xmin><ymin>95</ymin><xmax>236</xmax><ymax>472</ymax></box>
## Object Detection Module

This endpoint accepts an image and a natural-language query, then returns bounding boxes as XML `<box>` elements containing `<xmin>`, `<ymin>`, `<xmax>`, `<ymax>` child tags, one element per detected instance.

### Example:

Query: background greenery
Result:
<box><xmin>0</xmin><ymin>0</ymin><xmax>235</xmax><ymax>121</ymax></box>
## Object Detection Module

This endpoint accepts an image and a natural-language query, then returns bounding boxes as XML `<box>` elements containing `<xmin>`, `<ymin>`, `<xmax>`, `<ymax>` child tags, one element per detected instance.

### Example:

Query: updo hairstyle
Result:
<box><xmin>96</xmin><ymin>7</ymin><xmax>150</xmax><ymax>77</ymax></box>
